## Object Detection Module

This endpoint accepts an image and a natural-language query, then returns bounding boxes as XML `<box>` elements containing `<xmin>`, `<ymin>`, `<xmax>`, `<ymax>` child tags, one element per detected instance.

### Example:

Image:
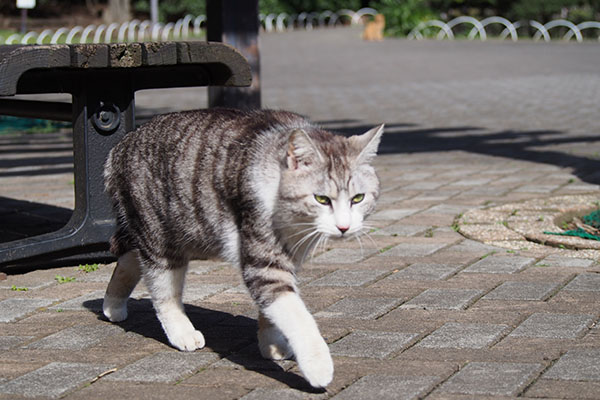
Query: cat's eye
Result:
<box><xmin>351</xmin><ymin>193</ymin><xmax>365</xmax><ymax>204</ymax></box>
<box><xmin>314</xmin><ymin>195</ymin><xmax>331</xmax><ymax>205</ymax></box>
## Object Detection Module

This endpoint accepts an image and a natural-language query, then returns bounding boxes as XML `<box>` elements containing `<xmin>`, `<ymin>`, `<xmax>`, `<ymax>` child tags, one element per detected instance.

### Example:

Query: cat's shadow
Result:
<box><xmin>83</xmin><ymin>298</ymin><xmax>323</xmax><ymax>393</ymax></box>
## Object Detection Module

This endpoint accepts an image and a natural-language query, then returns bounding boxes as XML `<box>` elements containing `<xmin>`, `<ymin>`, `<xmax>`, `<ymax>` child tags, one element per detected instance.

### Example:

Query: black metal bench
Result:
<box><xmin>0</xmin><ymin>41</ymin><xmax>251</xmax><ymax>267</ymax></box>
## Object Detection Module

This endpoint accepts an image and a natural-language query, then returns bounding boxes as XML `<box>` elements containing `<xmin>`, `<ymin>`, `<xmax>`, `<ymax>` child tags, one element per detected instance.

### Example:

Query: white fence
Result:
<box><xmin>0</xmin><ymin>8</ymin><xmax>378</xmax><ymax>45</ymax></box>
<box><xmin>409</xmin><ymin>17</ymin><xmax>600</xmax><ymax>42</ymax></box>
<box><xmin>3</xmin><ymin>11</ymin><xmax>599</xmax><ymax>45</ymax></box>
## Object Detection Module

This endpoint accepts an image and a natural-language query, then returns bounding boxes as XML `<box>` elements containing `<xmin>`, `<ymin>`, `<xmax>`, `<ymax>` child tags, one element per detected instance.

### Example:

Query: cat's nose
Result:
<box><xmin>337</xmin><ymin>226</ymin><xmax>349</xmax><ymax>234</ymax></box>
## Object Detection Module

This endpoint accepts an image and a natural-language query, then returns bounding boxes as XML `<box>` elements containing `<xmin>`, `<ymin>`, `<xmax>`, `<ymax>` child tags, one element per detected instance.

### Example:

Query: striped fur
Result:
<box><xmin>103</xmin><ymin>108</ymin><xmax>383</xmax><ymax>387</ymax></box>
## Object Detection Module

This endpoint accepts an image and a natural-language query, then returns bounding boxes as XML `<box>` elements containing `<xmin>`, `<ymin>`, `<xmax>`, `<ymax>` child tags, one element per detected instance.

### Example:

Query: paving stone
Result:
<box><xmin>450</xmin><ymin>178</ymin><xmax>493</xmax><ymax>187</ymax></box>
<box><xmin>403</xmin><ymin>181</ymin><xmax>445</xmax><ymax>190</ymax></box>
<box><xmin>0</xmin><ymin>362</ymin><xmax>112</xmax><ymax>398</ymax></box>
<box><xmin>0</xmin><ymin>298</ymin><xmax>55</xmax><ymax>322</ymax></box>
<box><xmin>537</xmin><ymin>257</ymin><xmax>596</xmax><ymax>268</ymax></box>
<box><xmin>416</xmin><ymin>322</ymin><xmax>509</xmax><ymax>349</ymax></box>
<box><xmin>182</xmin><ymin>284</ymin><xmax>231</xmax><ymax>302</ymax></box>
<box><xmin>378</xmin><ymin>242</ymin><xmax>448</xmax><ymax>258</ymax></box>
<box><xmin>188</xmin><ymin>260</ymin><xmax>228</xmax><ymax>275</ymax></box>
<box><xmin>311</xmin><ymin>248</ymin><xmax>376</xmax><ymax>264</ymax></box>
<box><xmin>483</xmin><ymin>281</ymin><xmax>559</xmax><ymax>301</ymax></box>
<box><xmin>0</xmin><ymin>335</ymin><xmax>33</xmax><ymax>350</ymax></box>
<box><xmin>426</xmin><ymin>204</ymin><xmax>471</xmax><ymax>215</ymax></box>
<box><xmin>543</xmin><ymin>349</ymin><xmax>600</xmax><ymax>381</ymax></box>
<box><xmin>371</xmin><ymin>224</ymin><xmax>427</xmax><ymax>237</ymax></box>
<box><xmin>308</xmin><ymin>270</ymin><xmax>387</xmax><ymax>287</ymax></box>
<box><xmin>448</xmin><ymin>239</ymin><xmax>502</xmax><ymax>254</ymax></box>
<box><xmin>212</xmin><ymin>344</ymin><xmax>293</xmax><ymax>371</ymax></box>
<box><xmin>462</xmin><ymin>256</ymin><xmax>535</xmax><ymax>274</ymax></box>
<box><xmin>438</xmin><ymin>362</ymin><xmax>543</xmax><ymax>396</ymax></box>
<box><xmin>563</xmin><ymin>274</ymin><xmax>600</xmax><ymax>292</ymax></box>
<box><xmin>386</xmin><ymin>263</ymin><xmax>462</xmax><ymax>281</ymax></box>
<box><xmin>370</xmin><ymin>209</ymin><xmax>420</xmax><ymax>221</ymax></box>
<box><xmin>315</xmin><ymin>297</ymin><xmax>401</xmax><ymax>320</ymax></box>
<box><xmin>329</xmin><ymin>330</ymin><xmax>418</xmax><ymax>359</ymax></box>
<box><xmin>105</xmin><ymin>351</ymin><xmax>219</xmax><ymax>383</ymax></box>
<box><xmin>74</xmin><ymin>266</ymin><xmax>114</xmax><ymax>283</ymax></box>
<box><xmin>50</xmin><ymin>290</ymin><xmax>104</xmax><ymax>312</ymax></box>
<box><xmin>509</xmin><ymin>313</ymin><xmax>595</xmax><ymax>339</ymax></box>
<box><xmin>26</xmin><ymin>324</ymin><xmax>122</xmax><ymax>350</ymax></box>
<box><xmin>241</xmin><ymin>387</ymin><xmax>326</xmax><ymax>400</ymax></box>
<box><xmin>400</xmin><ymin>289</ymin><xmax>483</xmax><ymax>310</ymax></box>
<box><xmin>332</xmin><ymin>374</ymin><xmax>440</xmax><ymax>400</ymax></box>
<box><xmin>514</xmin><ymin>184</ymin><xmax>560</xmax><ymax>193</ymax></box>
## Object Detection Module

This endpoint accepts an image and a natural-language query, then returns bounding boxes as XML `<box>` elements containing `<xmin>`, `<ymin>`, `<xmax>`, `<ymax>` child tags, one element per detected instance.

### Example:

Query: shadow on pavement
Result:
<box><xmin>83</xmin><ymin>298</ymin><xmax>323</xmax><ymax>393</ymax></box>
<box><xmin>323</xmin><ymin>121</ymin><xmax>600</xmax><ymax>185</ymax></box>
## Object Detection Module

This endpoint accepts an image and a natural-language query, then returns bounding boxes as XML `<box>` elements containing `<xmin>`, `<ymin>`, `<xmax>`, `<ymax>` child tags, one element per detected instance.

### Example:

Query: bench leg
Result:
<box><xmin>0</xmin><ymin>80</ymin><xmax>134</xmax><ymax>267</ymax></box>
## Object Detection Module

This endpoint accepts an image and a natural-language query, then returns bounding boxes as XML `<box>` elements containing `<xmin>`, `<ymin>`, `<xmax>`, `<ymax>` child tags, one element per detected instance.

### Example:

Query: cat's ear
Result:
<box><xmin>349</xmin><ymin>124</ymin><xmax>384</xmax><ymax>164</ymax></box>
<box><xmin>287</xmin><ymin>129</ymin><xmax>324</xmax><ymax>169</ymax></box>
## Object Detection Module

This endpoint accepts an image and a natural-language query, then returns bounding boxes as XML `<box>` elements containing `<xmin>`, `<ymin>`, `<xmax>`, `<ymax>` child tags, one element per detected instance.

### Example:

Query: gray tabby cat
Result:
<box><xmin>102</xmin><ymin>108</ymin><xmax>383</xmax><ymax>388</ymax></box>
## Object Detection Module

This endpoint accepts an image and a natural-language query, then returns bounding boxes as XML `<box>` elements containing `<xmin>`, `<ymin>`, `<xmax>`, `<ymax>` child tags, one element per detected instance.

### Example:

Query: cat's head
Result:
<box><xmin>278</xmin><ymin>124</ymin><xmax>384</xmax><ymax>239</ymax></box>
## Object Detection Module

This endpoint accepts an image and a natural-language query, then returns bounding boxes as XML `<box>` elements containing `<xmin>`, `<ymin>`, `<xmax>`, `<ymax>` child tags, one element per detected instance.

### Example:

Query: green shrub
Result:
<box><xmin>378</xmin><ymin>0</ymin><xmax>437</xmax><ymax>36</ymax></box>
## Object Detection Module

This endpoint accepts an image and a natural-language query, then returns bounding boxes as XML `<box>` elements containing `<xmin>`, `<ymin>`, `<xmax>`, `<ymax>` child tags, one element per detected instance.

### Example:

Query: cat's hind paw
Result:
<box><xmin>103</xmin><ymin>294</ymin><xmax>128</xmax><ymax>322</ymax></box>
<box><xmin>167</xmin><ymin>328</ymin><xmax>206</xmax><ymax>352</ymax></box>
<box><xmin>258</xmin><ymin>327</ymin><xmax>293</xmax><ymax>360</ymax></box>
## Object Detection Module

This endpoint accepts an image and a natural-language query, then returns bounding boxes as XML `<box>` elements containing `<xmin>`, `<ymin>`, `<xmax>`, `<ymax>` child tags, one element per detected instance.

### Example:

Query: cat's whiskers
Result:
<box><xmin>289</xmin><ymin>229</ymin><xmax>320</xmax><ymax>261</ymax></box>
<box><xmin>300</xmin><ymin>231</ymin><xmax>323</xmax><ymax>263</ymax></box>
<box><xmin>285</xmin><ymin>226</ymin><xmax>319</xmax><ymax>240</ymax></box>
<box><xmin>307</xmin><ymin>232</ymin><xmax>327</xmax><ymax>262</ymax></box>
<box><xmin>315</xmin><ymin>235</ymin><xmax>330</xmax><ymax>260</ymax></box>
<box><xmin>357</xmin><ymin>226</ymin><xmax>379</xmax><ymax>249</ymax></box>
<box><xmin>354</xmin><ymin>232</ymin><xmax>365</xmax><ymax>257</ymax></box>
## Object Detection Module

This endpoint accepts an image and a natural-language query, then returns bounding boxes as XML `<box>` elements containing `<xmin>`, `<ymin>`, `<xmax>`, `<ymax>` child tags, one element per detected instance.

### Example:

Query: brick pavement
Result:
<box><xmin>1</xmin><ymin>27</ymin><xmax>600</xmax><ymax>399</ymax></box>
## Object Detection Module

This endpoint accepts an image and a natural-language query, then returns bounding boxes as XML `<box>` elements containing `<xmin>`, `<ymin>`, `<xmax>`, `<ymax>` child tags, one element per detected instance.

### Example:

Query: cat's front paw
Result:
<box><xmin>103</xmin><ymin>294</ymin><xmax>128</xmax><ymax>322</ymax></box>
<box><xmin>167</xmin><ymin>328</ymin><xmax>206</xmax><ymax>352</ymax></box>
<box><xmin>296</xmin><ymin>336</ymin><xmax>334</xmax><ymax>389</ymax></box>
<box><xmin>258</xmin><ymin>326</ymin><xmax>293</xmax><ymax>360</ymax></box>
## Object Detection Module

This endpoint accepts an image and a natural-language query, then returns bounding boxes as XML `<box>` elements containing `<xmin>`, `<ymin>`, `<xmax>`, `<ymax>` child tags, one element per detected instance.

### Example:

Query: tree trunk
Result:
<box><xmin>104</xmin><ymin>0</ymin><xmax>131</xmax><ymax>24</ymax></box>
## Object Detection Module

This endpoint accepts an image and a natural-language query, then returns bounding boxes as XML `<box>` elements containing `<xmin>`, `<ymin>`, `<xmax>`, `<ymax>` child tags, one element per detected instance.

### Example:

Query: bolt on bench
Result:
<box><xmin>0</xmin><ymin>42</ymin><xmax>251</xmax><ymax>268</ymax></box>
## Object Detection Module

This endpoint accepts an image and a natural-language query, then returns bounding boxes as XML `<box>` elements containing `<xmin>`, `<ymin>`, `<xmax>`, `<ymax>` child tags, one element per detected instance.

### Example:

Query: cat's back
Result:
<box><xmin>105</xmin><ymin>108</ymin><xmax>309</xmax><ymax>197</ymax></box>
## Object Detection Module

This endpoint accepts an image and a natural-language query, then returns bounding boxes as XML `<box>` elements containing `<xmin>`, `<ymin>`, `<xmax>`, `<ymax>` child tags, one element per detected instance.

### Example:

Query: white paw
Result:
<box><xmin>258</xmin><ymin>327</ymin><xmax>293</xmax><ymax>360</ymax></box>
<box><xmin>166</xmin><ymin>327</ymin><xmax>206</xmax><ymax>352</ymax></box>
<box><xmin>296</xmin><ymin>336</ymin><xmax>334</xmax><ymax>388</ymax></box>
<box><xmin>103</xmin><ymin>295</ymin><xmax>128</xmax><ymax>322</ymax></box>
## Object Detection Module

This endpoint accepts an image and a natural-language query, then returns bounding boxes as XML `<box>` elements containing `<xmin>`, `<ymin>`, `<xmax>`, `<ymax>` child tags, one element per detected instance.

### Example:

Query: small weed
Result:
<box><xmin>506</xmin><ymin>250</ymin><xmax>516</xmax><ymax>254</ymax></box>
<box><xmin>390</xmin><ymin>233</ymin><xmax>398</xmax><ymax>237</ymax></box>
<box><xmin>561</xmin><ymin>222</ymin><xmax>569</xmax><ymax>230</ymax></box>
<box><xmin>369</xmin><ymin>228</ymin><xmax>379</xmax><ymax>233</ymax></box>
<box><xmin>483</xmin><ymin>200</ymin><xmax>492</xmax><ymax>206</ymax></box>
<box><xmin>500</xmin><ymin>221</ymin><xmax>509</xmax><ymax>228</ymax></box>
<box><xmin>379</xmin><ymin>245</ymin><xmax>395</xmax><ymax>253</ymax></box>
<box><xmin>424</xmin><ymin>228</ymin><xmax>434</xmax><ymax>238</ymax></box>
<box><xmin>11</xmin><ymin>285</ymin><xmax>28</xmax><ymax>291</ymax></box>
<box><xmin>55</xmin><ymin>275</ymin><xmax>76</xmax><ymax>284</ymax></box>
<box><xmin>536</xmin><ymin>263</ymin><xmax>549</xmax><ymax>267</ymax></box>
<box><xmin>480</xmin><ymin>251</ymin><xmax>497</xmax><ymax>260</ymax></box>
<box><xmin>559</xmin><ymin>244</ymin><xmax>566</xmax><ymax>249</ymax></box>
<box><xmin>537</xmin><ymin>216</ymin><xmax>544</xmax><ymax>222</ymax></box>
<box><xmin>567</xmin><ymin>178</ymin><xmax>575</xmax><ymax>184</ymax></box>
<box><xmin>78</xmin><ymin>263</ymin><xmax>99</xmax><ymax>273</ymax></box>
<box><xmin>56</xmin><ymin>308</ymin><xmax>64</xmax><ymax>312</ymax></box>
<box><xmin>510</xmin><ymin>209</ymin><xmax>519</xmax><ymax>216</ymax></box>
<box><xmin>451</xmin><ymin>222</ymin><xmax>460</xmax><ymax>232</ymax></box>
